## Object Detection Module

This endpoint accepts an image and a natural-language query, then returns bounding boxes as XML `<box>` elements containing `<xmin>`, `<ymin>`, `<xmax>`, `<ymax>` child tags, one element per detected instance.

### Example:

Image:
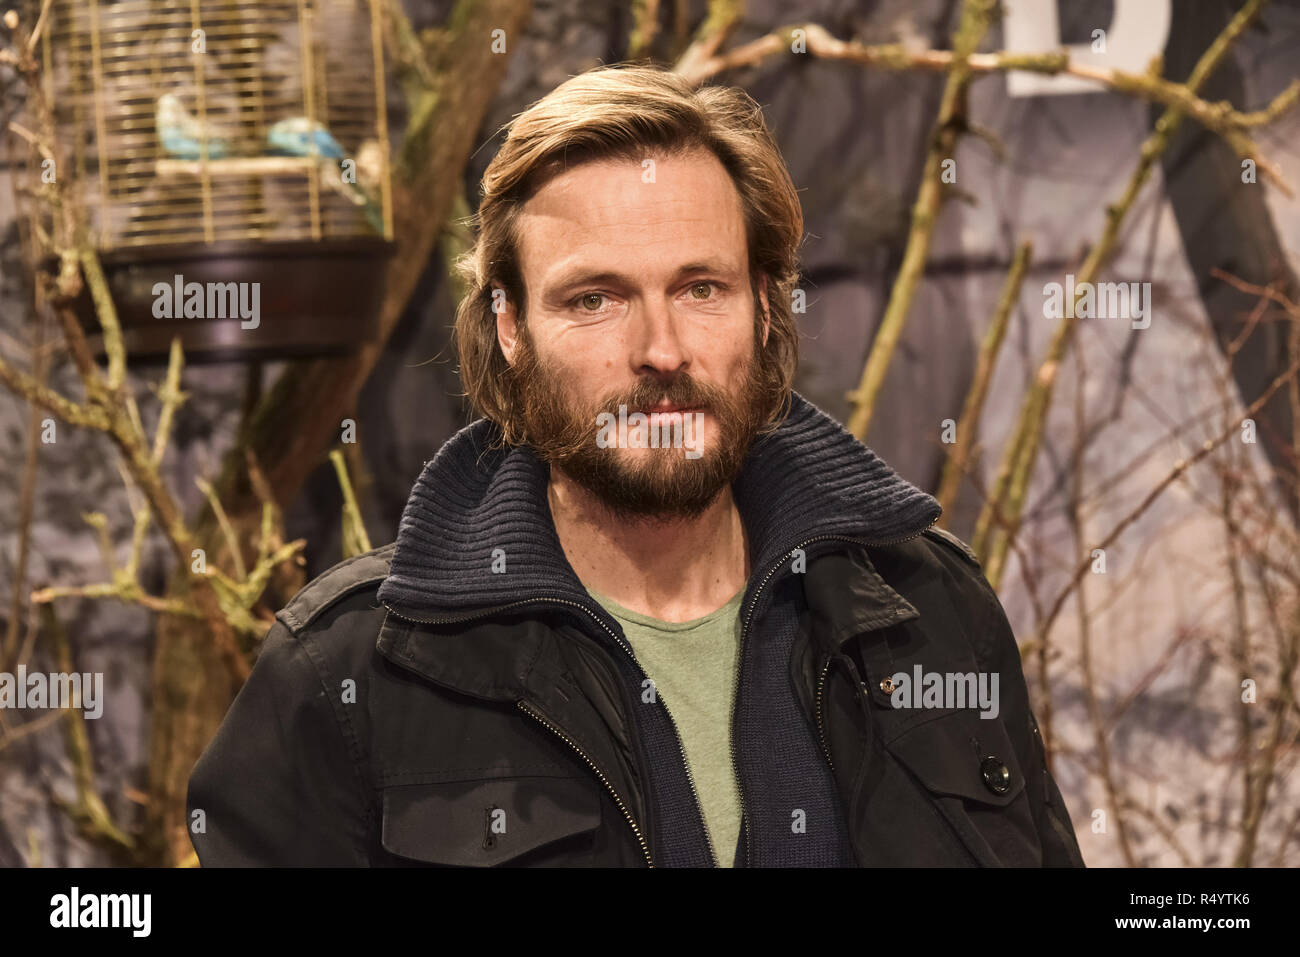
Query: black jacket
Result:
<box><xmin>187</xmin><ymin>392</ymin><xmax>1085</xmax><ymax>867</ymax></box>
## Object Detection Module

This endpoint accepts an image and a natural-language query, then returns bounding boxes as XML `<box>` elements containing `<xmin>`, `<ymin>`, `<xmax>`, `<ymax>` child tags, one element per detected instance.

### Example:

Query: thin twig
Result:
<box><xmin>195</xmin><ymin>478</ymin><xmax>248</xmax><ymax>581</ymax></box>
<box><xmin>938</xmin><ymin>239</ymin><xmax>1030</xmax><ymax>524</ymax></box>
<box><xmin>845</xmin><ymin>0</ymin><xmax>997</xmax><ymax>438</ymax></box>
<box><xmin>330</xmin><ymin>449</ymin><xmax>373</xmax><ymax>557</ymax></box>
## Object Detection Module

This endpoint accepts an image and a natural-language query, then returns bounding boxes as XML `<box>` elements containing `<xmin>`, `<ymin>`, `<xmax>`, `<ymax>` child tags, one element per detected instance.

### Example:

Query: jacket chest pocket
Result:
<box><xmin>379</xmin><ymin>774</ymin><xmax>603</xmax><ymax>867</ymax></box>
<box><xmin>834</xmin><ymin>642</ymin><xmax>1044</xmax><ymax>866</ymax></box>
<box><xmin>880</xmin><ymin>709</ymin><xmax>1042</xmax><ymax>866</ymax></box>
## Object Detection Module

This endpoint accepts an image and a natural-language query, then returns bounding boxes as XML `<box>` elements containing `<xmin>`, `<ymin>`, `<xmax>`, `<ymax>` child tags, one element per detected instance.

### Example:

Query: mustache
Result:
<box><xmin>595</xmin><ymin>375</ymin><xmax>722</xmax><ymax>416</ymax></box>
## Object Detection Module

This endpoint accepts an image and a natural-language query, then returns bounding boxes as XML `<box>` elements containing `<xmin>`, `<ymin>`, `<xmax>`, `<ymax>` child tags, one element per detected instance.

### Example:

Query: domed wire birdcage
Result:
<box><xmin>41</xmin><ymin>0</ymin><xmax>395</xmax><ymax>360</ymax></box>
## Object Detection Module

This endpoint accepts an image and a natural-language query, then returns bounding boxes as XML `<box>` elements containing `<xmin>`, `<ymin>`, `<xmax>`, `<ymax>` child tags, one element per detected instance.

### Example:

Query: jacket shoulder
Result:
<box><xmin>276</xmin><ymin>542</ymin><xmax>395</xmax><ymax>635</ymax></box>
<box><xmin>920</xmin><ymin>526</ymin><xmax>982</xmax><ymax>569</ymax></box>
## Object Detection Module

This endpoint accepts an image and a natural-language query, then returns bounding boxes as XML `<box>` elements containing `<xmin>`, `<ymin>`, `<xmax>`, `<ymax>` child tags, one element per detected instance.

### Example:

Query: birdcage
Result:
<box><xmin>41</xmin><ymin>0</ymin><xmax>394</xmax><ymax>361</ymax></box>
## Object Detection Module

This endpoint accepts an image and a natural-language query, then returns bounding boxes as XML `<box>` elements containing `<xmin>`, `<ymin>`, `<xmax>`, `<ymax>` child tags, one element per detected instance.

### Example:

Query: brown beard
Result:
<box><xmin>506</xmin><ymin>322</ymin><xmax>769</xmax><ymax>523</ymax></box>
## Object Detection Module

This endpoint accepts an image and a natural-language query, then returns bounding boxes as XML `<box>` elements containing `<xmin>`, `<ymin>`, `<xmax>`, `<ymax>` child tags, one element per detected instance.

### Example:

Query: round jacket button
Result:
<box><xmin>980</xmin><ymin>756</ymin><xmax>1011</xmax><ymax>794</ymax></box>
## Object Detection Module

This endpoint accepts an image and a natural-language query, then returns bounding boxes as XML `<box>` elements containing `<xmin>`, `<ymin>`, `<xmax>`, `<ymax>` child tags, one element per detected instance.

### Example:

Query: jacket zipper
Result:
<box><xmin>516</xmin><ymin>699</ymin><xmax>654</xmax><ymax>867</ymax></box>
<box><xmin>383</xmin><ymin>595</ymin><xmax>714</xmax><ymax>867</ymax></box>
<box><xmin>744</xmin><ymin>520</ymin><xmax>938</xmax><ymax>864</ymax></box>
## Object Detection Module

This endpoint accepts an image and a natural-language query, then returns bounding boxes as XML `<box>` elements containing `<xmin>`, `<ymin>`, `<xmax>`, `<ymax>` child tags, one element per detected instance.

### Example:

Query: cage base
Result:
<box><xmin>73</xmin><ymin>238</ymin><xmax>396</xmax><ymax>365</ymax></box>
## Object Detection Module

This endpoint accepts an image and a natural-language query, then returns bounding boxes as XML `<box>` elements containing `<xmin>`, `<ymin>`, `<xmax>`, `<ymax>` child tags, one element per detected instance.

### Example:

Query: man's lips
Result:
<box><xmin>635</xmin><ymin>404</ymin><xmax>703</xmax><ymax>414</ymax></box>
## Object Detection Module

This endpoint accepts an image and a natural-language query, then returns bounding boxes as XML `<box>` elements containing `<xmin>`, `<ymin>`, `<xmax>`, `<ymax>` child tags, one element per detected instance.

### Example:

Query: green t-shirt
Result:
<box><xmin>585</xmin><ymin>584</ymin><xmax>745</xmax><ymax>867</ymax></box>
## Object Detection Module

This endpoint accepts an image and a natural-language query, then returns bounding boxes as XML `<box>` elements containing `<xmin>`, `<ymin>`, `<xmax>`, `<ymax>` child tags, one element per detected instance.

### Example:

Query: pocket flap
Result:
<box><xmin>381</xmin><ymin>774</ymin><xmax>602</xmax><ymax>865</ymax></box>
<box><xmin>884</xmin><ymin>712</ymin><xmax>1026</xmax><ymax>807</ymax></box>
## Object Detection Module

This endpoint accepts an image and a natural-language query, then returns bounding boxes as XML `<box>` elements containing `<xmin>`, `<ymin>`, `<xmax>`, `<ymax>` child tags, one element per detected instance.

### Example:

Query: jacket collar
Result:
<box><xmin>376</xmin><ymin>390</ymin><xmax>940</xmax><ymax>622</ymax></box>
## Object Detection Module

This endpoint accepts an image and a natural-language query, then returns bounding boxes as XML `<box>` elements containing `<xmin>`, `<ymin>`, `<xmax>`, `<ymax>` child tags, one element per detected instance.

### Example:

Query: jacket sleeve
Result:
<box><xmin>971</xmin><ymin>569</ymin><xmax>1087</xmax><ymax>867</ymax></box>
<box><xmin>186</xmin><ymin>619</ymin><xmax>373</xmax><ymax>866</ymax></box>
<box><xmin>1026</xmin><ymin>703</ymin><xmax>1088</xmax><ymax>867</ymax></box>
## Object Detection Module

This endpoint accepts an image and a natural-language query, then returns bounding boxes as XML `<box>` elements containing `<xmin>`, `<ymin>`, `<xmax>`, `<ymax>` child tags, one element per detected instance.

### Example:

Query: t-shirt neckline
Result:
<box><xmin>585</xmin><ymin>584</ymin><xmax>745</xmax><ymax>633</ymax></box>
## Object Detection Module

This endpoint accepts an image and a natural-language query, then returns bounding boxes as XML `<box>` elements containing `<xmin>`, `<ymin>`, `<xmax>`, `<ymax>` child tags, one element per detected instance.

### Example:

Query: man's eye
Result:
<box><xmin>577</xmin><ymin>293</ymin><xmax>606</xmax><ymax>311</ymax></box>
<box><xmin>689</xmin><ymin>282</ymin><xmax>714</xmax><ymax>300</ymax></box>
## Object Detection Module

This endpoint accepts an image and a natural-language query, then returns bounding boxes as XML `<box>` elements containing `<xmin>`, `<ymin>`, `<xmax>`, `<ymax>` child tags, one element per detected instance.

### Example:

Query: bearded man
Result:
<box><xmin>188</xmin><ymin>64</ymin><xmax>1085</xmax><ymax>868</ymax></box>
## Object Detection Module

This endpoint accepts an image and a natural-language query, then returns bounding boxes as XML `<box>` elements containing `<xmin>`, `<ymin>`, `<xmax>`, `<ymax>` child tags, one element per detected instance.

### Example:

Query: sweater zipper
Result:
<box><xmin>741</xmin><ymin>519</ymin><xmax>937</xmax><ymax>864</ymax></box>
<box><xmin>382</xmin><ymin>595</ymin><xmax>712</xmax><ymax>868</ymax></box>
<box><xmin>816</xmin><ymin>659</ymin><xmax>835</xmax><ymax>773</ymax></box>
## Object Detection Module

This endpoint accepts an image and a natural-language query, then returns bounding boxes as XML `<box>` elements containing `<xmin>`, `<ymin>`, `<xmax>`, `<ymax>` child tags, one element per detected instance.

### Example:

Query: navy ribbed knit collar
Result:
<box><xmin>377</xmin><ymin>390</ymin><xmax>940</xmax><ymax>617</ymax></box>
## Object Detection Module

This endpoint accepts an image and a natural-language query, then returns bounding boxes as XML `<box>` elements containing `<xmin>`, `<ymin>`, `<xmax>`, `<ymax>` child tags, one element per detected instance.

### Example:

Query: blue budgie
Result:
<box><xmin>156</xmin><ymin>93</ymin><xmax>230</xmax><ymax>160</ymax></box>
<box><xmin>266</xmin><ymin>117</ymin><xmax>345</xmax><ymax>159</ymax></box>
<box><xmin>268</xmin><ymin>118</ymin><xmax>382</xmax><ymax>233</ymax></box>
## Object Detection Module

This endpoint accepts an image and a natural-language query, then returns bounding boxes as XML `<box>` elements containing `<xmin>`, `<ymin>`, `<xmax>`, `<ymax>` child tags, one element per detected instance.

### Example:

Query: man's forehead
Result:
<box><xmin>515</xmin><ymin>150</ymin><xmax>748</xmax><ymax>283</ymax></box>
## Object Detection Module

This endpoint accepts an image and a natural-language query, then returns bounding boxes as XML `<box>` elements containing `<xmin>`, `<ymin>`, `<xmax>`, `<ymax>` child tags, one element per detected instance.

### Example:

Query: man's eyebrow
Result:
<box><xmin>674</xmin><ymin>260</ymin><xmax>742</xmax><ymax>278</ymax></box>
<box><xmin>545</xmin><ymin>260</ymin><xmax>742</xmax><ymax>294</ymax></box>
<box><xmin>546</xmin><ymin>269</ymin><xmax>632</xmax><ymax>294</ymax></box>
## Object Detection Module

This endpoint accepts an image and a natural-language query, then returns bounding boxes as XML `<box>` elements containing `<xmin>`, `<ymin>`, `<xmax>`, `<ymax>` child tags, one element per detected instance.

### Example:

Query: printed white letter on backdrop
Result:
<box><xmin>1002</xmin><ymin>0</ymin><xmax>1172</xmax><ymax>97</ymax></box>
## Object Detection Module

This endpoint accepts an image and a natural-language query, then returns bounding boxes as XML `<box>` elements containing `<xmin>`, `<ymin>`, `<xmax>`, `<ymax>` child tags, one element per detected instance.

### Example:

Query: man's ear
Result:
<box><xmin>757</xmin><ymin>274</ymin><xmax>771</xmax><ymax>349</ymax></box>
<box><xmin>494</xmin><ymin>287</ymin><xmax>520</xmax><ymax>366</ymax></box>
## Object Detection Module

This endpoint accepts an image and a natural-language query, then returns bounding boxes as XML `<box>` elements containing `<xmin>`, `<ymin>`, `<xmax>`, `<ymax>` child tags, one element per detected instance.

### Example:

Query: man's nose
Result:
<box><xmin>631</xmin><ymin>296</ymin><xmax>691</xmax><ymax>376</ymax></box>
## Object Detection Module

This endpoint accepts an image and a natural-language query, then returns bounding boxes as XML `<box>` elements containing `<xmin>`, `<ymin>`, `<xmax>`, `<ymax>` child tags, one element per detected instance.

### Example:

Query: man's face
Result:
<box><xmin>497</xmin><ymin>147</ymin><xmax>772</xmax><ymax>522</ymax></box>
